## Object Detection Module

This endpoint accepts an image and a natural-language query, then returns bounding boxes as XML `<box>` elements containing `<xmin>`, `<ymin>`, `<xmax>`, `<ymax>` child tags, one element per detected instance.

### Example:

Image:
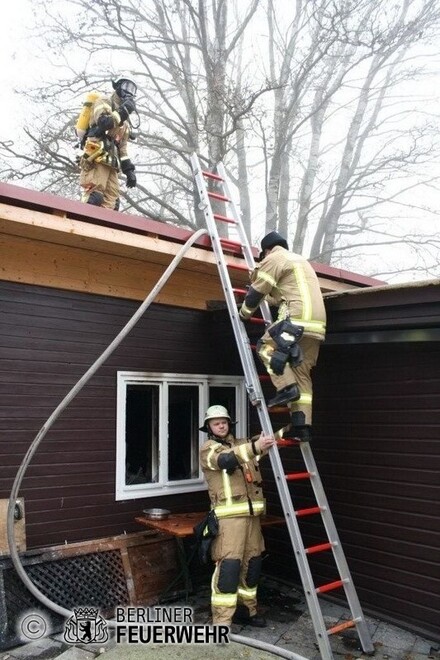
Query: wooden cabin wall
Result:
<box><xmin>0</xmin><ymin>281</ymin><xmax>241</xmax><ymax>549</ymax></box>
<box><xmin>260</xmin><ymin>341</ymin><xmax>440</xmax><ymax>641</ymax></box>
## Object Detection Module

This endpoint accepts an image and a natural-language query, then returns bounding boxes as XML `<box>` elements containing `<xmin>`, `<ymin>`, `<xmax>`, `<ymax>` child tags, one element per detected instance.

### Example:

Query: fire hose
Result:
<box><xmin>6</xmin><ymin>225</ymin><xmax>308</xmax><ymax>660</ymax></box>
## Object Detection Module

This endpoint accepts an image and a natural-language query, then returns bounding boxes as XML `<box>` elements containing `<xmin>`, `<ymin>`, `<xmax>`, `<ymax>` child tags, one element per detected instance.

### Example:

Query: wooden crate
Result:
<box><xmin>0</xmin><ymin>498</ymin><xmax>26</xmax><ymax>556</ymax></box>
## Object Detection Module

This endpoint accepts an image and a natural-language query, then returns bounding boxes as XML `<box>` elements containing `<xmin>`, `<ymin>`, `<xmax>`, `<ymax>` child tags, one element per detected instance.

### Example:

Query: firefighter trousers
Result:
<box><xmin>80</xmin><ymin>161</ymin><xmax>120</xmax><ymax>209</ymax></box>
<box><xmin>258</xmin><ymin>332</ymin><xmax>321</xmax><ymax>425</ymax></box>
<box><xmin>210</xmin><ymin>516</ymin><xmax>264</xmax><ymax>625</ymax></box>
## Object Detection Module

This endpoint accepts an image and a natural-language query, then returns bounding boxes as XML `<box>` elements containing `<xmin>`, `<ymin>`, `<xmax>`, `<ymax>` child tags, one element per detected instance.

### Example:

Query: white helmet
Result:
<box><xmin>199</xmin><ymin>405</ymin><xmax>234</xmax><ymax>432</ymax></box>
<box><xmin>205</xmin><ymin>405</ymin><xmax>231</xmax><ymax>422</ymax></box>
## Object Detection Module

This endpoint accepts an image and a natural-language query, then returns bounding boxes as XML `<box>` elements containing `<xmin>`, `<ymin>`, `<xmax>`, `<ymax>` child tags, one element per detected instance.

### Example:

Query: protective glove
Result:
<box><xmin>118</xmin><ymin>97</ymin><xmax>137</xmax><ymax>124</ymax></box>
<box><xmin>126</xmin><ymin>170</ymin><xmax>137</xmax><ymax>188</ymax></box>
<box><xmin>87</xmin><ymin>114</ymin><xmax>114</xmax><ymax>139</ymax></box>
<box><xmin>97</xmin><ymin>114</ymin><xmax>114</xmax><ymax>132</ymax></box>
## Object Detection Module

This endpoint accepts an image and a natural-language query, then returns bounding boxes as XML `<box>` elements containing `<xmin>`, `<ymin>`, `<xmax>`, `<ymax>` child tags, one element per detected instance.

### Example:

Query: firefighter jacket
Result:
<box><xmin>82</xmin><ymin>93</ymin><xmax>131</xmax><ymax>171</ymax></box>
<box><xmin>241</xmin><ymin>245</ymin><xmax>326</xmax><ymax>340</ymax></box>
<box><xmin>200</xmin><ymin>434</ymin><xmax>268</xmax><ymax>519</ymax></box>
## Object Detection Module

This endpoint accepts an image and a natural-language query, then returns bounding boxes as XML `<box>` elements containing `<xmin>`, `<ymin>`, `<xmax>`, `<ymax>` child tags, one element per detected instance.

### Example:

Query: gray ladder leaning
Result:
<box><xmin>190</xmin><ymin>153</ymin><xmax>374</xmax><ymax>660</ymax></box>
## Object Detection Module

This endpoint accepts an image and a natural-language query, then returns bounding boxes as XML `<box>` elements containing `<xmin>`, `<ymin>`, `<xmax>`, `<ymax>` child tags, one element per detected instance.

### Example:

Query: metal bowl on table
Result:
<box><xmin>142</xmin><ymin>508</ymin><xmax>171</xmax><ymax>520</ymax></box>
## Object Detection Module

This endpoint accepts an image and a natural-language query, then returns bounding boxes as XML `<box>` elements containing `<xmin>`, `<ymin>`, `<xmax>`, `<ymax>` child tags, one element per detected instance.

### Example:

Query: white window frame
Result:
<box><xmin>116</xmin><ymin>372</ymin><xmax>247</xmax><ymax>500</ymax></box>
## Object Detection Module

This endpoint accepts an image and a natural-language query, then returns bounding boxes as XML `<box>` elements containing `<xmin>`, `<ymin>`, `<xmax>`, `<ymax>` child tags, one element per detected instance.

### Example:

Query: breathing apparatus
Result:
<box><xmin>112</xmin><ymin>75</ymin><xmax>140</xmax><ymax>140</ymax></box>
<box><xmin>75</xmin><ymin>90</ymin><xmax>102</xmax><ymax>143</ymax></box>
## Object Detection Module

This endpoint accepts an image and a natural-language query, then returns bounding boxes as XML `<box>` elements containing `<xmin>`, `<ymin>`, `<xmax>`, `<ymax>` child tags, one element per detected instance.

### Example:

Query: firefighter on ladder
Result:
<box><xmin>199</xmin><ymin>405</ymin><xmax>275</xmax><ymax>627</ymax></box>
<box><xmin>76</xmin><ymin>75</ymin><xmax>138</xmax><ymax>209</ymax></box>
<box><xmin>239</xmin><ymin>231</ymin><xmax>326</xmax><ymax>443</ymax></box>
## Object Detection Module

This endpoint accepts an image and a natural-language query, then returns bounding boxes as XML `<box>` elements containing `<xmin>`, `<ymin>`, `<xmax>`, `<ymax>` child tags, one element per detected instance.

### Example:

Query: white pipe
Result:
<box><xmin>6</xmin><ymin>225</ymin><xmax>311</xmax><ymax>660</ymax></box>
<box><xmin>230</xmin><ymin>633</ymin><xmax>309</xmax><ymax>660</ymax></box>
<box><xmin>7</xmin><ymin>228</ymin><xmax>208</xmax><ymax>625</ymax></box>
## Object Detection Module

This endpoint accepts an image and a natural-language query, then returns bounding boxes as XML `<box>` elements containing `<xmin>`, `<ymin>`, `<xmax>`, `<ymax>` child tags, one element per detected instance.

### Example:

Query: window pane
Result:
<box><xmin>125</xmin><ymin>384</ymin><xmax>159</xmax><ymax>485</ymax></box>
<box><xmin>209</xmin><ymin>386</ymin><xmax>236</xmax><ymax>423</ymax></box>
<box><xmin>168</xmin><ymin>385</ymin><xmax>199</xmax><ymax>481</ymax></box>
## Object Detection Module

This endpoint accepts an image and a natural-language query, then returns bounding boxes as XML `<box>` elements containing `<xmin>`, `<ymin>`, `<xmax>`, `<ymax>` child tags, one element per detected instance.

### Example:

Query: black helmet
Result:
<box><xmin>259</xmin><ymin>231</ymin><xmax>288</xmax><ymax>260</ymax></box>
<box><xmin>112</xmin><ymin>75</ymin><xmax>137</xmax><ymax>99</ymax></box>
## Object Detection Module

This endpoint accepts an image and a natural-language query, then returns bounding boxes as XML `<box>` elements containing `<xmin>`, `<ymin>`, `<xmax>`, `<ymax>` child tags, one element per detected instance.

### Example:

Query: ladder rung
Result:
<box><xmin>281</xmin><ymin>436</ymin><xmax>302</xmax><ymax>444</ymax></box>
<box><xmin>227</xmin><ymin>263</ymin><xmax>250</xmax><ymax>271</ymax></box>
<box><xmin>220</xmin><ymin>238</ymin><xmax>242</xmax><ymax>248</ymax></box>
<box><xmin>276</xmin><ymin>438</ymin><xmax>300</xmax><ymax>448</ymax></box>
<box><xmin>285</xmin><ymin>471</ymin><xmax>312</xmax><ymax>481</ymax></box>
<box><xmin>305</xmin><ymin>542</ymin><xmax>333</xmax><ymax>555</ymax></box>
<box><xmin>316</xmin><ymin>579</ymin><xmax>345</xmax><ymax>594</ymax></box>
<box><xmin>295</xmin><ymin>506</ymin><xmax>322</xmax><ymax>517</ymax></box>
<box><xmin>232</xmin><ymin>288</ymin><xmax>247</xmax><ymax>295</ymax></box>
<box><xmin>268</xmin><ymin>405</ymin><xmax>289</xmax><ymax>413</ymax></box>
<box><xmin>213</xmin><ymin>213</ymin><xmax>237</xmax><ymax>224</ymax></box>
<box><xmin>202</xmin><ymin>170</ymin><xmax>223</xmax><ymax>181</ymax></box>
<box><xmin>208</xmin><ymin>191</ymin><xmax>230</xmax><ymax>202</ymax></box>
<box><xmin>327</xmin><ymin>619</ymin><xmax>358</xmax><ymax>636</ymax></box>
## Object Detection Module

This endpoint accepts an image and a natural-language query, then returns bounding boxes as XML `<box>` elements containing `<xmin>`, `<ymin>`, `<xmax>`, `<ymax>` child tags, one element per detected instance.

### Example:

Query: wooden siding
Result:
<box><xmin>324</xmin><ymin>279</ymin><xmax>440</xmax><ymax>336</ymax></box>
<box><xmin>0</xmin><ymin>181</ymin><xmax>383</xmax><ymax>293</ymax></box>
<box><xmin>261</xmin><ymin>341</ymin><xmax>440</xmax><ymax>640</ymax></box>
<box><xmin>2</xmin><ymin>278</ymin><xmax>439</xmax><ymax>640</ymax></box>
<box><xmin>0</xmin><ymin>281</ymin><xmax>242</xmax><ymax>549</ymax></box>
<box><xmin>0</xmin><ymin>218</ymin><xmax>246</xmax><ymax>310</ymax></box>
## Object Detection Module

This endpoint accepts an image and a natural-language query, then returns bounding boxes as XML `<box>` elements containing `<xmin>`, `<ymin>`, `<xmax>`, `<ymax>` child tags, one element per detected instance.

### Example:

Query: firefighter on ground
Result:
<box><xmin>199</xmin><ymin>405</ymin><xmax>275</xmax><ymax>627</ymax></box>
<box><xmin>76</xmin><ymin>76</ymin><xmax>138</xmax><ymax>209</ymax></box>
<box><xmin>239</xmin><ymin>231</ymin><xmax>326</xmax><ymax>443</ymax></box>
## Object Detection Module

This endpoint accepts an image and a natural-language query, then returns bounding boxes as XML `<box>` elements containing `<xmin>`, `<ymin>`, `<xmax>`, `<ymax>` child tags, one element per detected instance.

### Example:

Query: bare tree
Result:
<box><xmin>1</xmin><ymin>0</ymin><xmax>440</xmax><ymax>280</ymax></box>
<box><xmin>0</xmin><ymin>0</ymin><xmax>266</xmax><ymax>230</ymax></box>
<box><xmin>261</xmin><ymin>0</ymin><xmax>440</xmax><ymax>270</ymax></box>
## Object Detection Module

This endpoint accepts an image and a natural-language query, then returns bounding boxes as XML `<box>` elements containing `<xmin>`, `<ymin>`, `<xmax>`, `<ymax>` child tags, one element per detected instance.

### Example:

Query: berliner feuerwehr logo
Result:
<box><xmin>64</xmin><ymin>607</ymin><xmax>108</xmax><ymax>644</ymax></box>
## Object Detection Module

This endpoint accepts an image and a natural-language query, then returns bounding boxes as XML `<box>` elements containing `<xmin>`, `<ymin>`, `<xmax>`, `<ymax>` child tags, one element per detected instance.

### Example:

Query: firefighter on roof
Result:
<box><xmin>199</xmin><ymin>405</ymin><xmax>275</xmax><ymax>627</ymax></box>
<box><xmin>239</xmin><ymin>231</ymin><xmax>326</xmax><ymax>443</ymax></box>
<box><xmin>76</xmin><ymin>75</ymin><xmax>138</xmax><ymax>209</ymax></box>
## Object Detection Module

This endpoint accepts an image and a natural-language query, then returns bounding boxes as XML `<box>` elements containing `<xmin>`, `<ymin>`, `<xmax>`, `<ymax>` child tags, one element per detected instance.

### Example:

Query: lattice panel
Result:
<box><xmin>1</xmin><ymin>549</ymin><xmax>130</xmax><ymax>650</ymax></box>
<box><xmin>26</xmin><ymin>550</ymin><xmax>129</xmax><ymax>610</ymax></box>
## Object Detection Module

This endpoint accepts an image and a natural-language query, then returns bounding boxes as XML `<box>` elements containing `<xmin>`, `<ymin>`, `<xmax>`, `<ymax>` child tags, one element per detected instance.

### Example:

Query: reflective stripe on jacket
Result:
<box><xmin>246</xmin><ymin>246</ymin><xmax>326</xmax><ymax>340</ymax></box>
<box><xmin>200</xmin><ymin>434</ymin><xmax>267</xmax><ymax>519</ymax></box>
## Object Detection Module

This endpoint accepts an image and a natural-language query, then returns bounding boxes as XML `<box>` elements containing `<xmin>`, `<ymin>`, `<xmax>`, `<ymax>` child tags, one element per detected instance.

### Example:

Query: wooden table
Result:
<box><xmin>135</xmin><ymin>512</ymin><xmax>285</xmax><ymax>601</ymax></box>
<box><xmin>135</xmin><ymin>511</ymin><xmax>285</xmax><ymax>537</ymax></box>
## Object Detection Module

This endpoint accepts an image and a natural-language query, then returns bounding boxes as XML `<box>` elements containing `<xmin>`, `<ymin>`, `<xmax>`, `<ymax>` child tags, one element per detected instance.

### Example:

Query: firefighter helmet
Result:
<box><xmin>259</xmin><ymin>231</ymin><xmax>288</xmax><ymax>260</ymax></box>
<box><xmin>199</xmin><ymin>405</ymin><xmax>235</xmax><ymax>432</ymax></box>
<box><xmin>112</xmin><ymin>75</ymin><xmax>137</xmax><ymax>99</ymax></box>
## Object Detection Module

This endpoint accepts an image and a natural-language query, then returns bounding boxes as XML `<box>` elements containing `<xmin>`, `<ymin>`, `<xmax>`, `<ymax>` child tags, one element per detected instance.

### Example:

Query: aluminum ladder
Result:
<box><xmin>190</xmin><ymin>153</ymin><xmax>374</xmax><ymax>659</ymax></box>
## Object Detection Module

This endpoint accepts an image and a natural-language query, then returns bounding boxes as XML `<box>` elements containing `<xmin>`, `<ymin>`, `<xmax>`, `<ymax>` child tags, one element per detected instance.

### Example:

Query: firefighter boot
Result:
<box><xmin>292</xmin><ymin>425</ymin><xmax>312</xmax><ymax>443</ymax></box>
<box><xmin>232</xmin><ymin>604</ymin><xmax>267</xmax><ymax>628</ymax></box>
<box><xmin>87</xmin><ymin>191</ymin><xmax>104</xmax><ymax>207</ymax></box>
<box><xmin>267</xmin><ymin>384</ymin><xmax>300</xmax><ymax>408</ymax></box>
<box><xmin>290</xmin><ymin>411</ymin><xmax>312</xmax><ymax>443</ymax></box>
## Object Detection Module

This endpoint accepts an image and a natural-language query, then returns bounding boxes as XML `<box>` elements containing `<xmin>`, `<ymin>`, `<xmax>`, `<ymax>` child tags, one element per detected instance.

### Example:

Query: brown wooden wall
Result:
<box><xmin>261</xmin><ymin>341</ymin><xmax>440</xmax><ymax>640</ymax></box>
<box><xmin>2</xmin><ymin>279</ymin><xmax>439</xmax><ymax>640</ymax></box>
<box><xmin>0</xmin><ymin>281</ymin><xmax>241</xmax><ymax>549</ymax></box>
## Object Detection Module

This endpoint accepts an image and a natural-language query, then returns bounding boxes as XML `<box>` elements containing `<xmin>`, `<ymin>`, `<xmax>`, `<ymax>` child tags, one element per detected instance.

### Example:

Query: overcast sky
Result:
<box><xmin>1</xmin><ymin>3</ymin><xmax>33</xmax><ymax>138</ymax></box>
<box><xmin>2</xmin><ymin>1</ymin><xmax>440</xmax><ymax>284</ymax></box>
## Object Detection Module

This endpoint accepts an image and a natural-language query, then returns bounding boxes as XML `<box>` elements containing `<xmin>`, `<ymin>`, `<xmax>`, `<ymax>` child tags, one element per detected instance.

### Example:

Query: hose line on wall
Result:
<box><xmin>7</xmin><ymin>228</ymin><xmax>208</xmax><ymax>625</ymax></box>
<box><xmin>6</xmin><ymin>226</ymin><xmax>309</xmax><ymax>660</ymax></box>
